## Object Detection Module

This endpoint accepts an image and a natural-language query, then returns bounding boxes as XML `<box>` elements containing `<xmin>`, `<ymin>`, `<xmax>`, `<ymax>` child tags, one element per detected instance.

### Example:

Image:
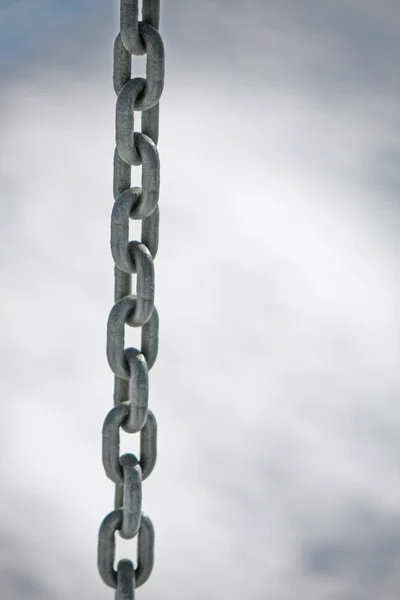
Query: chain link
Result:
<box><xmin>98</xmin><ymin>2</ymin><xmax>164</xmax><ymax>597</ymax></box>
<box><xmin>98</xmin><ymin>509</ymin><xmax>155</xmax><ymax>589</ymax></box>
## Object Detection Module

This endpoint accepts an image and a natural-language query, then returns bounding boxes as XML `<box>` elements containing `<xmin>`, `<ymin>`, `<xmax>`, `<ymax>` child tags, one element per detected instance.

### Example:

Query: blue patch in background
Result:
<box><xmin>0</xmin><ymin>0</ymin><xmax>113</xmax><ymax>79</ymax></box>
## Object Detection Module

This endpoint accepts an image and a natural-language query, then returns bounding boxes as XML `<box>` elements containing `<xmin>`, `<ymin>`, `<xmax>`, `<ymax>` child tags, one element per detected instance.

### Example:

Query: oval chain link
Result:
<box><xmin>98</xmin><ymin>2</ymin><xmax>164</xmax><ymax>598</ymax></box>
<box><xmin>98</xmin><ymin>509</ymin><xmax>155</xmax><ymax>589</ymax></box>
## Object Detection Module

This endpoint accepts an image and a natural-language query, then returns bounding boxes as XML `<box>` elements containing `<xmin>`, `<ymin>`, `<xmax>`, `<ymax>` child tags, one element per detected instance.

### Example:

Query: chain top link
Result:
<box><xmin>98</xmin><ymin>2</ymin><xmax>165</xmax><ymax>598</ymax></box>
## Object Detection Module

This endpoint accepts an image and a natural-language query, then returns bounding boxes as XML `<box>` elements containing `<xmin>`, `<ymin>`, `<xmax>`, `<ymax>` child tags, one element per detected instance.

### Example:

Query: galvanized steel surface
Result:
<box><xmin>98</xmin><ymin>1</ymin><xmax>164</xmax><ymax>597</ymax></box>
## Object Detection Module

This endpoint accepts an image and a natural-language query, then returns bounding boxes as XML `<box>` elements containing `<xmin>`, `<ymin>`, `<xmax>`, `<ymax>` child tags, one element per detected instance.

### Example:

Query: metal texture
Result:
<box><xmin>117</xmin><ymin>559</ymin><xmax>136</xmax><ymax>600</ymax></box>
<box><xmin>102</xmin><ymin>403</ymin><xmax>157</xmax><ymax>484</ymax></box>
<box><xmin>107</xmin><ymin>296</ymin><xmax>159</xmax><ymax>380</ymax></box>
<box><xmin>98</xmin><ymin>509</ymin><xmax>155</xmax><ymax>589</ymax></box>
<box><xmin>120</xmin><ymin>453</ymin><xmax>142</xmax><ymax>539</ymax></box>
<box><xmin>98</xmin><ymin>1</ymin><xmax>164</xmax><ymax>597</ymax></box>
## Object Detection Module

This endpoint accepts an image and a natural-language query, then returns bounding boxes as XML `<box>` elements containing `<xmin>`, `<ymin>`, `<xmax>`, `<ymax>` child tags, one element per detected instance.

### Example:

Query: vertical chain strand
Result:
<box><xmin>98</xmin><ymin>2</ymin><xmax>165</xmax><ymax>597</ymax></box>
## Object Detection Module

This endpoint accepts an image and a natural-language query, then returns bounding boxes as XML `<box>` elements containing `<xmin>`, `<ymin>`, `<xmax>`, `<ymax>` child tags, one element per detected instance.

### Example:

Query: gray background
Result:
<box><xmin>0</xmin><ymin>1</ymin><xmax>399</xmax><ymax>598</ymax></box>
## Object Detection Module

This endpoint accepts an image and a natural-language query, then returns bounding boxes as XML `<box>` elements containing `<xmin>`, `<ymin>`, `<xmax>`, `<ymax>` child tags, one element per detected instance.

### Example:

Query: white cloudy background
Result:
<box><xmin>0</xmin><ymin>1</ymin><xmax>399</xmax><ymax>598</ymax></box>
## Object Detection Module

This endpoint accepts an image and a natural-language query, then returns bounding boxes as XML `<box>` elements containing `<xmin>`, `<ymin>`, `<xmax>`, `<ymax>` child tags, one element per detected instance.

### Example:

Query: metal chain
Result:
<box><xmin>98</xmin><ymin>2</ymin><xmax>164</xmax><ymax>598</ymax></box>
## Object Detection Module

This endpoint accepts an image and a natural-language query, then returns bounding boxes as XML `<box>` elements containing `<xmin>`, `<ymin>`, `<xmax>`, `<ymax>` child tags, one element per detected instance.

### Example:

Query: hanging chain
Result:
<box><xmin>98</xmin><ymin>2</ymin><xmax>165</xmax><ymax>598</ymax></box>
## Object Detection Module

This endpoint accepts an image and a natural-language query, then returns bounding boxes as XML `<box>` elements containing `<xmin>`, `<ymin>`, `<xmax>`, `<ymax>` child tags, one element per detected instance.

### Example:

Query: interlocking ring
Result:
<box><xmin>120</xmin><ymin>0</ymin><xmax>160</xmax><ymax>56</ymax></box>
<box><xmin>116</xmin><ymin>559</ymin><xmax>135</xmax><ymax>600</ymax></box>
<box><xmin>98</xmin><ymin>509</ymin><xmax>155</xmax><ymax>589</ymax></box>
<box><xmin>119</xmin><ymin>453</ymin><xmax>142</xmax><ymax>539</ymax></box>
<box><xmin>133</xmin><ymin>23</ymin><xmax>164</xmax><ymax>112</ymax></box>
<box><xmin>116</xmin><ymin>85</ymin><xmax>161</xmax><ymax>166</ymax></box>
<box><xmin>111</xmin><ymin>190</ymin><xmax>159</xmax><ymax>274</ymax></box>
<box><xmin>125</xmin><ymin>347</ymin><xmax>149</xmax><ymax>432</ymax></box>
<box><xmin>109</xmin><ymin>232</ymin><xmax>155</xmax><ymax>327</ymax></box>
<box><xmin>125</xmin><ymin>239</ymin><xmax>154</xmax><ymax>297</ymax></box>
<box><xmin>113</xmin><ymin>143</ymin><xmax>160</xmax><ymax>218</ymax></box>
<box><xmin>100</xmin><ymin>1</ymin><xmax>163</xmax><ymax>595</ymax></box>
<box><xmin>114</xmin><ymin>33</ymin><xmax>160</xmax><ymax>163</ymax></box>
<box><xmin>107</xmin><ymin>296</ymin><xmax>159</xmax><ymax>380</ymax></box>
<box><xmin>116</xmin><ymin>21</ymin><xmax>164</xmax><ymax>165</ymax></box>
<box><xmin>103</xmin><ymin>403</ymin><xmax>157</xmax><ymax>482</ymax></box>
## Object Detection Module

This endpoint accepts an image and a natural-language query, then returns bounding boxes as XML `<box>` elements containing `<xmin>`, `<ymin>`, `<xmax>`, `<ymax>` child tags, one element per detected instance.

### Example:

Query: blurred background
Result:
<box><xmin>0</xmin><ymin>1</ymin><xmax>399</xmax><ymax>598</ymax></box>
